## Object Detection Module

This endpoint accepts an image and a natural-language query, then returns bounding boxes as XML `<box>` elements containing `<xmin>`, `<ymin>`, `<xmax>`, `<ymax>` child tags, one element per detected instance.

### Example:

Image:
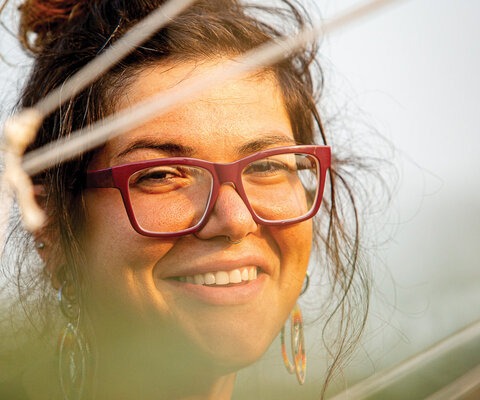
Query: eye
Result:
<box><xmin>129</xmin><ymin>165</ymin><xmax>193</xmax><ymax>194</ymax></box>
<box><xmin>133</xmin><ymin>166</ymin><xmax>184</xmax><ymax>185</ymax></box>
<box><xmin>244</xmin><ymin>159</ymin><xmax>292</xmax><ymax>176</ymax></box>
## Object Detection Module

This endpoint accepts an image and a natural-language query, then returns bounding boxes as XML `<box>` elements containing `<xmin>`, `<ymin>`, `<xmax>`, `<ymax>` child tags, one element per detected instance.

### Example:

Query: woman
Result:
<box><xmin>1</xmin><ymin>0</ymin><xmax>368</xmax><ymax>398</ymax></box>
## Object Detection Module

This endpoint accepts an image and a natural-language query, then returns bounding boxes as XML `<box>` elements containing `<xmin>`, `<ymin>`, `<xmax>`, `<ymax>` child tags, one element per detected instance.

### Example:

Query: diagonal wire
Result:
<box><xmin>0</xmin><ymin>0</ymin><xmax>197</xmax><ymax>238</ymax></box>
<box><xmin>22</xmin><ymin>0</ymin><xmax>402</xmax><ymax>176</ymax></box>
<box><xmin>33</xmin><ymin>0</ymin><xmax>198</xmax><ymax>118</ymax></box>
<box><xmin>329</xmin><ymin>318</ymin><xmax>480</xmax><ymax>400</ymax></box>
<box><xmin>425</xmin><ymin>364</ymin><xmax>480</xmax><ymax>400</ymax></box>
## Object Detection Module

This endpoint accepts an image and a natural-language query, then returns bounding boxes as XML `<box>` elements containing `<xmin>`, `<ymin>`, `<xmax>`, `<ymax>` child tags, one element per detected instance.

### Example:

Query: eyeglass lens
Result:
<box><xmin>127</xmin><ymin>153</ymin><xmax>319</xmax><ymax>234</ymax></box>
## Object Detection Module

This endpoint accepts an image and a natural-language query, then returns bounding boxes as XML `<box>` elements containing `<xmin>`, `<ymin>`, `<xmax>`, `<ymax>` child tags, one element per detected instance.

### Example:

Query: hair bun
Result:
<box><xmin>19</xmin><ymin>0</ymin><xmax>88</xmax><ymax>53</ymax></box>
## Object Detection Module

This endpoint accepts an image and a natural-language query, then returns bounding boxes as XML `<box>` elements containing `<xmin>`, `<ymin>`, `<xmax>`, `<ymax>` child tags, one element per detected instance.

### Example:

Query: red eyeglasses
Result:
<box><xmin>86</xmin><ymin>145</ymin><xmax>331</xmax><ymax>237</ymax></box>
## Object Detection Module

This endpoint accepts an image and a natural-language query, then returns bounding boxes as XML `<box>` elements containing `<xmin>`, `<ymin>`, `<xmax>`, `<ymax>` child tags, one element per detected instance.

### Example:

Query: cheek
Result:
<box><xmin>81</xmin><ymin>191</ymin><xmax>174</xmax><ymax>307</ymax></box>
<box><xmin>272</xmin><ymin>220</ymin><xmax>312</xmax><ymax>292</ymax></box>
<box><xmin>83</xmin><ymin>190</ymin><xmax>136</xmax><ymax>264</ymax></box>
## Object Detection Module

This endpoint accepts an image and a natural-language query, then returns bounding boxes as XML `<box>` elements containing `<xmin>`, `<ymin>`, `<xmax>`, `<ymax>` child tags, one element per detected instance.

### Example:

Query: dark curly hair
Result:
<box><xmin>1</xmin><ymin>0</ymin><xmax>370</xmax><ymax>398</ymax></box>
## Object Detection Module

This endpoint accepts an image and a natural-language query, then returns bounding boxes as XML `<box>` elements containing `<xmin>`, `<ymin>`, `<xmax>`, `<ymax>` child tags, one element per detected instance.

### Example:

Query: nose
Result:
<box><xmin>194</xmin><ymin>184</ymin><xmax>258</xmax><ymax>242</ymax></box>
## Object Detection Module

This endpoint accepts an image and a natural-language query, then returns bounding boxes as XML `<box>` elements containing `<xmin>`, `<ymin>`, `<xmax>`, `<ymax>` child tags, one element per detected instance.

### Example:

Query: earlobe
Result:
<box><xmin>33</xmin><ymin>184</ymin><xmax>63</xmax><ymax>289</ymax></box>
<box><xmin>33</xmin><ymin>183</ymin><xmax>50</xmax><ymax>265</ymax></box>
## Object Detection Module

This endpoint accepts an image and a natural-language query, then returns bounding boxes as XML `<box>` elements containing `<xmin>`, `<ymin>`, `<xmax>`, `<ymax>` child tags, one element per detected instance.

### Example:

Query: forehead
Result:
<box><xmin>96</xmin><ymin>60</ymin><xmax>295</xmax><ymax>167</ymax></box>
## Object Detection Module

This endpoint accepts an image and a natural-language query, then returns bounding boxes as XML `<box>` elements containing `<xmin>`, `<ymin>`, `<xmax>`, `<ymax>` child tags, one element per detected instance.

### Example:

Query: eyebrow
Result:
<box><xmin>115</xmin><ymin>139</ymin><xmax>195</xmax><ymax>159</ymax></box>
<box><xmin>115</xmin><ymin>133</ymin><xmax>296</xmax><ymax>161</ymax></box>
<box><xmin>236</xmin><ymin>134</ymin><xmax>297</xmax><ymax>156</ymax></box>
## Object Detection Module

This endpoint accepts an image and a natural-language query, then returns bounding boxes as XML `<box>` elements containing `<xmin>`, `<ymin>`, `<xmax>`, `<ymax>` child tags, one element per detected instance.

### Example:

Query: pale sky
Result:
<box><xmin>321</xmin><ymin>0</ymin><xmax>480</xmax><ymax>382</ymax></box>
<box><xmin>1</xmin><ymin>0</ymin><xmax>479</xmax><ymax>389</ymax></box>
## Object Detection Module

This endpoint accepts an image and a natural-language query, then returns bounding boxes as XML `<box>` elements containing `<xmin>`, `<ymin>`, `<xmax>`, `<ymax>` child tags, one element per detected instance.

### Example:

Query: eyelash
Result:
<box><xmin>244</xmin><ymin>160</ymin><xmax>291</xmax><ymax>175</ymax></box>
<box><xmin>131</xmin><ymin>166</ymin><xmax>186</xmax><ymax>186</ymax></box>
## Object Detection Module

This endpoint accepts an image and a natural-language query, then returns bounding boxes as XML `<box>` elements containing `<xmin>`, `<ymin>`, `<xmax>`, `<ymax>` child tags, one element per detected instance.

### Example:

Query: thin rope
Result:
<box><xmin>329</xmin><ymin>318</ymin><xmax>480</xmax><ymax>400</ymax></box>
<box><xmin>425</xmin><ymin>364</ymin><xmax>480</xmax><ymax>400</ymax></box>
<box><xmin>34</xmin><ymin>0</ymin><xmax>198</xmax><ymax>117</ymax></box>
<box><xmin>22</xmin><ymin>0</ymin><xmax>402</xmax><ymax>176</ymax></box>
<box><xmin>0</xmin><ymin>0</ymin><xmax>198</xmax><ymax>236</ymax></box>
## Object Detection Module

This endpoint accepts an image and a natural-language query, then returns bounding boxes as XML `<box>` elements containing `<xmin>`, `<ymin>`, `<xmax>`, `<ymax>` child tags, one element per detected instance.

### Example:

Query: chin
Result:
<box><xmin>189</xmin><ymin>323</ymin><xmax>280</xmax><ymax>372</ymax></box>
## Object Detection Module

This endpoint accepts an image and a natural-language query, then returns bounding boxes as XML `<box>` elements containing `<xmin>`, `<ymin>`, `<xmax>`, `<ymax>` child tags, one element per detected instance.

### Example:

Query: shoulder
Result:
<box><xmin>0</xmin><ymin>375</ymin><xmax>29</xmax><ymax>400</ymax></box>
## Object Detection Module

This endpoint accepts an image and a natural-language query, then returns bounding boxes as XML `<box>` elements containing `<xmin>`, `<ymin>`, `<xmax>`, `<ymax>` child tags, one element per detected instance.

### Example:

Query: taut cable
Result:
<box><xmin>35</xmin><ymin>0</ymin><xmax>198</xmax><ymax>118</ymax></box>
<box><xmin>0</xmin><ymin>0</ymin><xmax>198</xmax><ymax>236</ymax></box>
<box><xmin>0</xmin><ymin>0</ymin><xmax>403</xmax><ymax>238</ymax></box>
<box><xmin>22</xmin><ymin>0</ymin><xmax>402</xmax><ymax>177</ymax></box>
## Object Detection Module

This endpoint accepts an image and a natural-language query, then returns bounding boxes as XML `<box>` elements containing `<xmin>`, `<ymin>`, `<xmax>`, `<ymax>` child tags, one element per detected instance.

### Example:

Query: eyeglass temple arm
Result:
<box><xmin>85</xmin><ymin>169</ymin><xmax>115</xmax><ymax>188</ymax></box>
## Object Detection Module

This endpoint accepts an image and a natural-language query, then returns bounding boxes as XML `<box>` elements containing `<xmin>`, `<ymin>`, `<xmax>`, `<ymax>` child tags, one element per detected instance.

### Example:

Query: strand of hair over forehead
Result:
<box><xmin>20</xmin><ymin>0</ymin><xmax>401</xmax><ymax>176</ymax></box>
<box><xmin>0</xmin><ymin>0</ymin><xmax>402</xmax><ymax>237</ymax></box>
<box><xmin>32</xmin><ymin>0</ymin><xmax>198</xmax><ymax>117</ymax></box>
<box><xmin>0</xmin><ymin>0</ymin><xmax>199</xmax><ymax>239</ymax></box>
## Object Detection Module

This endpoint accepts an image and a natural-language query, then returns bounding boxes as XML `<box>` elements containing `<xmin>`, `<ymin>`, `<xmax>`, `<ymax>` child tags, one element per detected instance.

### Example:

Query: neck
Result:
<box><xmin>90</xmin><ymin>331</ymin><xmax>238</xmax><ymax>400</ymax></box>
<box><xmin>94</xmin><ymin>367</ymin><xmax>236</xmax><ymax>400</ymax></box>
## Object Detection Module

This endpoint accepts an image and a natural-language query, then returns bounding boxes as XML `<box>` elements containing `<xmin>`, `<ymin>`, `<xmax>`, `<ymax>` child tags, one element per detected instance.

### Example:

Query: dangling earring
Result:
<box><xmin>300</xmin><ymin>272</ymin><xmax>310</xmax><ymax>296</ymax></box>
<box><xmin>57</xmin><ymin>280</ymin><xmax>87</xmax><ymax>400</ymax></box>
<box><xmin>280</xmin><ymin>303</ymin><xmax>306</xmax><ymax>385</ymax></box>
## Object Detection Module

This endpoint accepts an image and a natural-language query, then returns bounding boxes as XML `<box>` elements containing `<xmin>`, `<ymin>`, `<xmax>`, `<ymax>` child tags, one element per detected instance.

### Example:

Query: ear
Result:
<box><xmin>33</xmin><ymin>184</ymin><xmax>63</xmax><ymax>289</ymax></box>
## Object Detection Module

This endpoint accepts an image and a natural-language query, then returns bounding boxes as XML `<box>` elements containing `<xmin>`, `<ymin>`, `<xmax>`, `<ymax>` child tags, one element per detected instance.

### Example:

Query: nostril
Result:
<box><xmin>192</xmin><ymin>184</ymin><xmax>258</xmax><ymax>241</ymax></box>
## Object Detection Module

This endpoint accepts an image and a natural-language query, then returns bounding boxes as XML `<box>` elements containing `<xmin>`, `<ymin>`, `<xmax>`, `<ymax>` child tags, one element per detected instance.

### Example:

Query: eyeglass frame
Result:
<box><xmin>85</xmin><ymin>145</ymin><xmax>331</xmax><ymax>238</ymax></box>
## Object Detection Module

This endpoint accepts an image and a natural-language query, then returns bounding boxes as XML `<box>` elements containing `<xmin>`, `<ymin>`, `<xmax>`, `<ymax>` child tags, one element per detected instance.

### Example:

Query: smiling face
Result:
<box><xmin>81</xmin><ymin>61</ymin><xmax>313</xmax><ymax>373</ymax></box>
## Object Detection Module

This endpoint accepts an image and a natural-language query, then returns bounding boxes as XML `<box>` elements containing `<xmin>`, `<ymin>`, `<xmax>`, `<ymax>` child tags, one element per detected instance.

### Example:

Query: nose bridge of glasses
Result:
<box><xmin>209</xmin><ymin>162</ymin><xmax>251</xmax><ymax>210</ymax></box>
<box><xmin>213</xmin><ymin>162</ymin><xmax>242</xmax><ymax>187</ymax></box>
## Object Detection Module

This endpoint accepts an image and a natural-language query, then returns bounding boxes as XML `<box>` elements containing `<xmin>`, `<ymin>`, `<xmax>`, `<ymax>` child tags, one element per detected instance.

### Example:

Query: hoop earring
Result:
<box><xmin>57</xmin><ymin>280</ymin><xmax>86</xmax><ymax>400</ymax></box>
<box><xmin>280</xmin><ymin>303</ymin><xmax>306</xmax><ymax>385</ymax></box>
<box><xmin>300</xmin><ymin>272</ymin><xmax>310</xmax><ymax>296</ymax></box>
<box><xmin>59</xmin><ymin>322</ymin><xmax>87</xmax><ymax>400</ymax></box>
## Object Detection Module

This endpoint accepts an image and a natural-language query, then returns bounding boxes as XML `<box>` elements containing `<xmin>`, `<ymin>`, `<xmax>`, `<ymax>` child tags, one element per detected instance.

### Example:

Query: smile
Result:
<box><xmin>176</xmin><ymin>267</ymin><xmax>258</xmax><ymax>286</ymax></box>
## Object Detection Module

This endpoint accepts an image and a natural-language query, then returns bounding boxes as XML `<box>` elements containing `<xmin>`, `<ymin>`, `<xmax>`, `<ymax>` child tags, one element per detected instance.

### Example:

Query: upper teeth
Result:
<box><xmin>179</xmin><ymin>267</ymin><xmax>258</xmax><ymax>285</ymax></box>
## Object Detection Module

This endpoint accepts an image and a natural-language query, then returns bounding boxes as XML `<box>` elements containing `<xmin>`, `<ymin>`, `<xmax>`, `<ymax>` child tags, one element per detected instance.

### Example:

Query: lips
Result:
<box><xmin>176</xmin><ymin>267</ymin><xmax>258</xmax><ymax>286</ymax></box>
<box><xmin>160</xmin><ymin>251</ymin><xmax>271</xmax><ymax>282</ymax></box>
<box><xmin>158</xmin><ymin>253</ymin><xmax>269</xmax><ymax>305</ymax></box>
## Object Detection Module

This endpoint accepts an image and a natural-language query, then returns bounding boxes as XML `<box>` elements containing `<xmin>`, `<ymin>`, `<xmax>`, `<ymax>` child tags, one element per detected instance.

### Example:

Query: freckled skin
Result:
<box><xmin>82</xmin><ymin>61</ymin><xmax>312</xmax><ymax>397</ymax></box>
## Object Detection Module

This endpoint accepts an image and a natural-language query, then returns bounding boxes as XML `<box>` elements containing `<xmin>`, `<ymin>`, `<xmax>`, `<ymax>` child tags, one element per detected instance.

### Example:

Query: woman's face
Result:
<box><xmin>82</xmin><ymin>61</ymin><xmax>312</xmax><ymax>369</ymax></box>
